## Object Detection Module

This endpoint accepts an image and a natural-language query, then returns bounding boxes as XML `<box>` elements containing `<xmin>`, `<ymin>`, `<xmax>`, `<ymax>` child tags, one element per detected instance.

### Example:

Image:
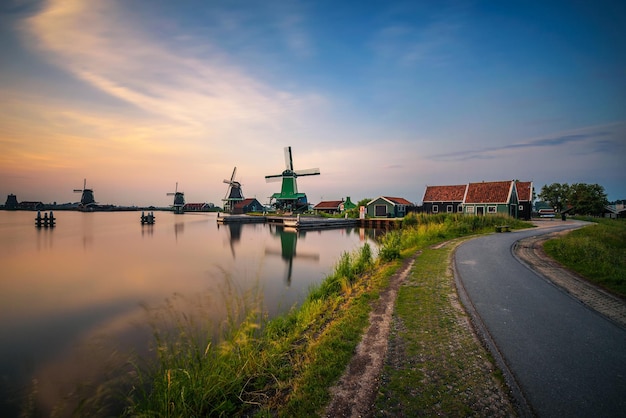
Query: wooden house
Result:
<box><xmin>463</xmin><ymin>181</ymin><xmax>519</xmax><ymax>217</ymax></box>
<box><xmin>313</xmin><ymin>197</ymin><xmax>357</xmax><ymax>215</ymax></box>
<box><xmin>232</xmin><ymin>198</ymin><xmax>264</xmax><ymax>214</ymax></box>
<box><xmin>366</xmin><ymin>196</ymin><xmax>414</xmax><ymax>218</ymax></box>
<box><xmin>422</xmin><ymin>185</ymin><xmax>466</xmax><ymax>214</ymax></box>
<box><xmin>515</xmin><ymin>181</ymin><xmax>534</xmax><ymax>220</ymax></box>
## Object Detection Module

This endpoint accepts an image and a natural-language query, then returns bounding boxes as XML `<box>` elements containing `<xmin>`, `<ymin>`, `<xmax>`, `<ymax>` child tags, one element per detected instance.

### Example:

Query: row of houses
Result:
<box><xmin>422</xmin><ymin>180</ymin><xmax>534</xmax><ymax>220</ymax></box>
<box><xmin>312</xmin><ymin>180</ymin><xmax>534</xmax><ymax>220</ymax></box>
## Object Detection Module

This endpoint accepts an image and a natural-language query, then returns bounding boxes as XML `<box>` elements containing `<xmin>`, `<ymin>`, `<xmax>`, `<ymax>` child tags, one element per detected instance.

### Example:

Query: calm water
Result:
<box><xmin>0</xmin><ymin>210</ymin><xmax>378</xmax><ymax>415</ymax></box>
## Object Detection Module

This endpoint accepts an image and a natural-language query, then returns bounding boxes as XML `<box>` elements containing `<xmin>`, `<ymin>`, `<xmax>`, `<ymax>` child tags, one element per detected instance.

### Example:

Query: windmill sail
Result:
<box><xmin>265</xmin><ymin>146</ymin><xmax>320</xmax><ymax>212</ymax></box>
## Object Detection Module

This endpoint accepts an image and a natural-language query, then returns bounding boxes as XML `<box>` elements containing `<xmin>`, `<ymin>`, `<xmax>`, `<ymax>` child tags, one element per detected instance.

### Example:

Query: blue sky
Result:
<box><xmin>1</xmin><ymin>0</ymin><xmax>624</xmax><ymax>206</ymax></box>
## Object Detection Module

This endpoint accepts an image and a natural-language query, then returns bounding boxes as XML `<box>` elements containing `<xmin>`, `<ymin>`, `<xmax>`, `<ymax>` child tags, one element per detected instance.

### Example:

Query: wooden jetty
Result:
<box><xmin>35</xmin><ymin>210</ymin><xmax>56</xmax><ymax>228</ymax></box>
<box><xmin>216</xmin><ymin>213</ymin><xmax>267</xmax><ymax>224</ymax></box>
<box><xmin>141</xmin><ymin>211</ymin><xmax>156</xmax><ymax>225</ymax></box>
<box><xmin>216</xmin><ymin>213</ymin><xmax>402</xmax><ymax>230</ymax></box>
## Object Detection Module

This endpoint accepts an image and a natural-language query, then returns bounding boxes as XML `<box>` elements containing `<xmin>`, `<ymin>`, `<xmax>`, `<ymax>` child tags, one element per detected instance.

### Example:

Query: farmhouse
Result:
<box><xmin>313</xmin><ymin>197</ymin><xmax>357</xmax><ymax>215</ymax></box>
<box><xmin>422</xmin><ymin>184</ymin><xmax>466</xmax><ymax>214</ymax></box>
<box><xmin>232</xmin><ymin>198</ymin><xmax>264</xmax><ymax>214</ymax></box>
<box><xmin>463</xmin><ymin>180</ymin><xmax>519</xmax><ymax>217</ymax></box>
<box><xmin>366</xmin><ymin>196</ymin><xmax>414</xmax><ymax>218</ymax></box>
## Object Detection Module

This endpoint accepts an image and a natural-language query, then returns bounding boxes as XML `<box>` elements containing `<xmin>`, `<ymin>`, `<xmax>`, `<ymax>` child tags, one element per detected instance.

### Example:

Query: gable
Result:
<box><xmin>465</xmin><ymin>181</ymin><xmax>514</xmax><ymax>204</ymax></box>
<box><xmin>423</xmin><ymin>185</ymin><xmax>467</xmax><ymax>202</ymax></box>
<box><xmin>516</xmin><ymin>181</ymin><xmax>533</xmax><ymax>202</ymax></box>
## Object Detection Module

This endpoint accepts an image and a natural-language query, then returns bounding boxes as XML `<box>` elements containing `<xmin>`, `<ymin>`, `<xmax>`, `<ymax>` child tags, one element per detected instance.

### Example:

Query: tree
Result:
<box><xmin>568</xmin><ymin>183</ymin><xmax>608</xmax><ymax>216</ymax></box>
<box><xmin>539</xmin><ymin>182</ymin><xmax>608</xmax><ymax>216</ymax></box>
<box><xmin>538</xmin><ymin>183</ymin><xmax>570</xmax><ymax>212</ymax></box>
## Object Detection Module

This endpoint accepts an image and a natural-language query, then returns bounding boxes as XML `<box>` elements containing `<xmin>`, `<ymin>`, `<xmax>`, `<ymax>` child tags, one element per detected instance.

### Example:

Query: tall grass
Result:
<box><xmin>544</xmin><ymin>218</ymin><xmax>626</xmax><ymax>297</ymax></box>
<box><xmin>123</xmin><ymin>244</ymin><xmax>377</xmax><ymax>417</ymax></box>
<box><xmin>121</xmin><ymin>214</ymin><xmax>532</xmax><ymax>416</ymax></box>
<box><xmin>378</xmin><ymin>213</ymin><xmax>531</xmax><ymax>261</ymax></box>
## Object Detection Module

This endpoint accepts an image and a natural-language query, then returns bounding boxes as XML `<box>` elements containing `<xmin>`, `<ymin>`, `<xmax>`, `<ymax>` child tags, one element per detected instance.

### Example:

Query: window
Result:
<box><xmin>457</xmin><ymin>204</ymin><xmax>463</xmax><ymax>212</ymax></box>
<box><xmin>433</xmin><ymin>205</ymin><xmax>439</xmax><ymax>213</ymax></box>
<box><xmin>466</xmin><ymin>206</ymin><xmax>475</xmax><ymax>214</ymax></box>
<box><xmin>519</xmin><ymin>205</ymin><xmax>524</xmax><ymax>211</ymax></box>
<box><xmin>487</xmin><ymin>206</ymin><xmax>497</xmax><ymax>214</ymax></box>
<box><xmin>375</xmin><ymin>205</ymin><xmax>387</xmax><ymax>217</ymax></box>
<box><xmin>447</xmin><ymin>205</ymin><xmax>453</xmax><ymax>213</ymax></box>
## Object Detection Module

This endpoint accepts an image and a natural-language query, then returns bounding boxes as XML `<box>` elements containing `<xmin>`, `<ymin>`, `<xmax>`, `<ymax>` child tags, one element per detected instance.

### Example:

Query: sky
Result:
<box><xmin>1</xmin><ymin>0</ymin><xmax>624</xmax><ymax>207</ymax></box>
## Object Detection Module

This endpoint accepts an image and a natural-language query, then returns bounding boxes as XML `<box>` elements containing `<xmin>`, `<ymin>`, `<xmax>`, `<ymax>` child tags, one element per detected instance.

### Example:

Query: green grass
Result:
<box><xmin>375</xmin><ymin>245</ymin><xmax>515</xmax><ymax>417</ymax></box>
<box><xmin>114</xmin><ymin>214</ymin><xmax>532</xmax><ymax>416</ymax></box>
<box><xmin>543</xmin><ymin>217</ymin><xmax>626</xmax><ymax>297</ymax></box>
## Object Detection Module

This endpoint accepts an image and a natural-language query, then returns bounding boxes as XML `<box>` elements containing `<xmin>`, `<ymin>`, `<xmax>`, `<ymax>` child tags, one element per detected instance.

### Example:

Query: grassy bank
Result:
<box><xmin>375</xmin><ymin>243</ymin><xmax>516</xmax><ymax>416</ymax></box>
<box><xmin>543</xmin><ymin>217</ymin><xmax>626</xmax><ymax>297</ymax></box>
<box><xmin>121</xmin><ymin>213</ymin><xmax>531</xmax><ymax>417</ymax></box>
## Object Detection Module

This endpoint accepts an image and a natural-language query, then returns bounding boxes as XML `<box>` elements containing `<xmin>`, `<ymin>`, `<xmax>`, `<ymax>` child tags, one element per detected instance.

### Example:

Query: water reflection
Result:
<box><xmin>265</xmin><ymin>226</ymin><xmax>320</xmax><ymax>286</ymax></box>
<box><xmin>0</xmin><ymin>211</ymin><xmax>379</xmax><ymax>417</ymax></box>
<box><xmin>35</xmin><ymin>227</ymin><xmax>54</xmax><ymax>251</ymax></box>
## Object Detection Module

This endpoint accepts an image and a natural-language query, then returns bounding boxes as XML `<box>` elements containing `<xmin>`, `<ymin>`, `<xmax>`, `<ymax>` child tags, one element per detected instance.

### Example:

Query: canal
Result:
<box><xmin>0</xmin><ymin>210</ymin><xmax>379</xmax><ymax>415</ymax></box>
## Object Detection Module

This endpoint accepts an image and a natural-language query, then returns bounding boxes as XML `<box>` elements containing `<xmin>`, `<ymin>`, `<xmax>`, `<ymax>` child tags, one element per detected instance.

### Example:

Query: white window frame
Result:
<box><xmin>487</xmin><ymin>206</ymin><xmax>497</xmax><ymax>214</ymax></box>
<box><xmin>447</xmin><ymin>205</ymin><xmax>453</xmax><ymax>213</ymax></box>
<box><xmin>433</xmin><ymin>204</ymin><xmax>439</xmax><ymax>213</ymax></box>
<box><xmin>466</xmin><ymin>206</ymin><xmax>475</xmax><ymax>214</ymax></box>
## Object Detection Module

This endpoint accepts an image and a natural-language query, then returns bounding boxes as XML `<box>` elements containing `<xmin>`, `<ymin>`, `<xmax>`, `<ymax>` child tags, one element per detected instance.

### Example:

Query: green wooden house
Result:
<box><xmin>366</xmin><ymin>196</ymin><xmax>414</xmax><ymax>218</ymax></box>
<box><xmin>463</xmin><ymin>180</ymin><xmax>519</xmax><ymax>217</ymax></box>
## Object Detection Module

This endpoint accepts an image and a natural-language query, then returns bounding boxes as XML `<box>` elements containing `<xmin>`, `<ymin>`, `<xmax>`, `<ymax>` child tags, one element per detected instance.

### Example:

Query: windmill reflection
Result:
<box><xmin>218</xmin><ymin>221</ymin><xmax>243</xmax><ymax>258</ymax></box>
<box><xmin>265</xmin><ymin>225</ymin><xmax>319</xmax><ymax>286</ymax></box>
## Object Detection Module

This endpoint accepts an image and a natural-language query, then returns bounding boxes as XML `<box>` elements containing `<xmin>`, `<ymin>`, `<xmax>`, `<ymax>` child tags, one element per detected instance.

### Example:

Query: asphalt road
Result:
<box><xmin>454</xmin><ymin>221</ymin><xmax>626</xmax><ymax>418</ymax></box>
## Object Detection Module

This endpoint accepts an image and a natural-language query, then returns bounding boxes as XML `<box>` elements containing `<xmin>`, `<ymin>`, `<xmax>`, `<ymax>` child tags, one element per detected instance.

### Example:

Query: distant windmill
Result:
<box><xmin>265</xmin><ymin>146</ymin><xmax>320</xmax><ymax>212</ymax></box>
<box><xmin>73</xmin><ymin>178</ymin><xmax>96</xmax><ymax>210</ymax></box>
<box><xmin>222</xmin><ymin>167</ymin><xmax>244</xmax><ymax>213</ymax></box>
<box><xmin>167</xmin><ymin>182</ymin><xmax>185</xmax><ymax>214</ymax></box>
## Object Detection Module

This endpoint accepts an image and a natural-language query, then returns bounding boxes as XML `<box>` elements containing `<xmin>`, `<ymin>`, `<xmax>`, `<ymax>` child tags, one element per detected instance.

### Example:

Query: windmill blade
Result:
<box><xmin>73</xmin><ymin>189</ymin><xmax>83</xmax><ymax>192</ymax></box>
<box><xmin>230</xmin><ymin>166</ymin><xmax>237</xmax><ymax>182</ymax></box>
<box><xmin>294</xmin><ymin>168</ymin><xmax>320</xmax><ymax>176</ymax></box>
<box><xmin>223</xmin><ymin>179</ymin><xmax>232</xmax><ymax>184</ymax></box>
<box><xmin>265</xmin><ymin>176</ymin><xmax>283</xmax><ymax>183</ymax></box>
<box><xmin>284</xmin><ymin>146</ymin><xmax>293</xmax><ymax>171</ymax></box>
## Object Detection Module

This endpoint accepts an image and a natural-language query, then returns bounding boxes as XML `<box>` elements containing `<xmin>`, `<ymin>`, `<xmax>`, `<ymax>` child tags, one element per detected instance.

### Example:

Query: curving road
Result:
<box><xmin>454</xmin><ymin>221</ymin><xmax>626</xmax><ymax>418</ymax></box>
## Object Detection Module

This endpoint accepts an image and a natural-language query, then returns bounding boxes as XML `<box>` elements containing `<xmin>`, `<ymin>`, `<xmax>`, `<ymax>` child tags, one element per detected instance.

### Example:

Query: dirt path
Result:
<box><xmin>323</xmin><ymin>255</ymin><xmax>417</xmax><ymax>418</ymax></box>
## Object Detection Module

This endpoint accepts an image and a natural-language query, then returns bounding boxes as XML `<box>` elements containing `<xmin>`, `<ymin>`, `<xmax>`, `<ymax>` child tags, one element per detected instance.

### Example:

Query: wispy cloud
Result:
<box><xmin>430</xmin><ymin>124</ymin><xmax>624</xmax><ymax>162</ymax></box>
<box><xmin>21</xmin><ymin>0</ymin><xmax>323</xmax><ymax>130</ymax></box>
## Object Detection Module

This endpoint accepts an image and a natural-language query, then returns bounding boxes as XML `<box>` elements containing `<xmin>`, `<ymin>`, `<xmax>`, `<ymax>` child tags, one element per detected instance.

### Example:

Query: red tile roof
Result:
<box><xmin>423</xmin><ymin>185</ymin><xmax>467</xmax><ymax>202</ymax></box>
<box><xmin>383</xmin><ymin>196</ymin><xmax>414</xmax><ymax>205</ymax></box>
<box><xmin>464</xmin><ymin>181</ymin><xmax>513</xmax><ymax>204</ymax></box>
<box><xmin>313</xmin><ymin>200</ymin><xmax>343</xmax><ymax>209</ymax></box>
<box><xmin>516</xmin><ymin>181</ymin><xmax>533</xmax><ymax>202</ymax></box>
<box><xmin>233</xmin><ymin>198</ymin><xmax>257</xmax><ymax>209</ymax></box>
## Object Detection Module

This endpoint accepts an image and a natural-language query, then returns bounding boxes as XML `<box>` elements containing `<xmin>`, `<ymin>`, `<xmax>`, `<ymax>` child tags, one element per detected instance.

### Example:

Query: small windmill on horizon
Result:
<box><xmin>222</xmin><ymin>167</ymin><xmax>244</xmax><ymax>213</ymax></box>
<box><xmin>73</xmin><ymin>179</ymin><xmax>96</xmax><ymax>210</ymax></box>
<box><xmin>167</xmin><ymin>182</ymin><xmax>185</xmax><ymax>214</ymax></box>
<box><xmin>265</xmin><ymin>146</ymin><xmax>320</xmax><ymax>213</ymax></box>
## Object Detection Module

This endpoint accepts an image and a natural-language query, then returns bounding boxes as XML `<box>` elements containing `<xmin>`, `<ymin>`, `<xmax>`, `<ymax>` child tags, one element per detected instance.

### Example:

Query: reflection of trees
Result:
<box><xmin>265</xmin><ymin>225</ymin><xmax>319</xmax><ymax>286</ymax></box>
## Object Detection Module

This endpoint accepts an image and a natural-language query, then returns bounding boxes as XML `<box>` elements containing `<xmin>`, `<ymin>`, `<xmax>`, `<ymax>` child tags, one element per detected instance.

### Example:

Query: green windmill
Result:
<box><xmin>265</xmin><ymin>146</ymin><xmax>320</xmax><ymax>212</ymax></box>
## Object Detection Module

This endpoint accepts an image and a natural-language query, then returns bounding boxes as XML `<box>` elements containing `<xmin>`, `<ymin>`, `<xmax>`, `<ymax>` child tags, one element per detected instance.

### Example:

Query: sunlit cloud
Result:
<box><xmin>22</xmin><ymin>0</ymin><xmax>324</xmax><ymax>130</ymax></box>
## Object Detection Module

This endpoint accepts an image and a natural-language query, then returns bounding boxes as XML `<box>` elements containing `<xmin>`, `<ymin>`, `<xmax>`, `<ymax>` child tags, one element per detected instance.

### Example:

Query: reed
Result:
<box><xmin>120</xmin><ymin>214</ymin><xmax>532</xmax><ymax>416</ymax></box>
